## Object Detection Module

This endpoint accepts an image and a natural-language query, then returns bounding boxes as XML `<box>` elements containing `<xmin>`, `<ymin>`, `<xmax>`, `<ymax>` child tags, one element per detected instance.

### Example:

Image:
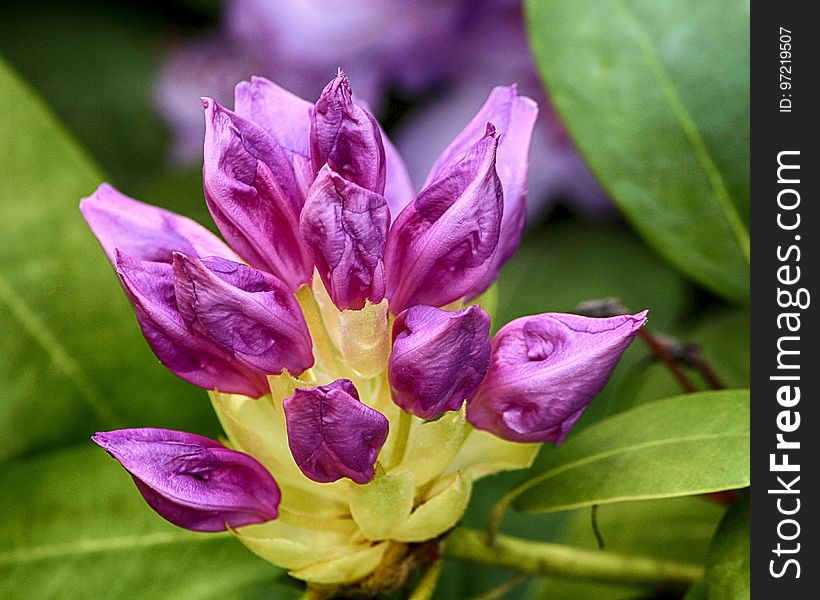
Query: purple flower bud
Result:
<box><xmin>80</xmin><ymin>183</ymin><xmax>237</xmax><ymax>265</ymax></box>
<box><xmin>172</xmin><ymin>254</ymin><xmax>314</xmax><ymax>376</ymax></box>
<box><xmin>93</xmin><ymin>428</ymin><xmax>280</xmax><ymax>532</ymax></box>
<box><xmin>389</xmin><ymin>305</ymin><xmax>491</xmax><ymax>419</ymax></box>
<box><xmin>382</xmin><ymin>131</ymin><xmax>416</xmax><ymax>220</ymax></box>
<box><xmin>310</xmin><ymin>70</ymin><xmax>386</xmax><ymax>194</ymax></box>
<box><xmin>300</xmin><ymin>166</ymin><xmax>390</xmax><ymax>310</ymax></box>
<box><xmin>384</xmin><ymin>125</ymin><xmax>503</xmax><ymax>315</ymax></box>
<box><xmin>233</xmin><ymin>76</ymin><xmax>313</xmax><ymax>173</ymax></box>
<box><xmin>202</xmin><ymin>98</ymin><xmax>313</xmax><ymax>290</ymax></box>
<box><xmin>467</xmin><ymin>311</ymin><xmax>648</xmax><ymax>443</ymax></box>
<box><xmin>425</xmin><ymin>86</ymin><xmax>538</xmax><ymax>298</ymax></box>
<box><xmin>283</xmin><ymin>379</ymin><xmax>389</xmax><ymax>484</ymax></box>
<box><xmin>115</xmin><ymin>251</ymin><xmax>270</xmax><ymax>397</ymax></box>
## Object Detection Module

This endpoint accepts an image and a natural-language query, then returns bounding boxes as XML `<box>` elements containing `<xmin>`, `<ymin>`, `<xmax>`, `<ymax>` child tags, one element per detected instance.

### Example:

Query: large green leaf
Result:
<box><xmin>0</xmin><ymin>445</ymin><xmax>296</xmax><ymax>600</ymax></box>
<box><xmin>0</xmin><ymin>56</ymin><xmax>218</xmax><ymax>464</ymax></box>
<box><xmin>526</xmin><ymin>0</ymin><xmax>750</xmax><ymax>301</ymax></box>
<box><xmin>702</xmin><ymin>492</ymin><xmax>750</xmax><ymax>599</ymax></box>
<box><xmin>511</xmin><ymin>391</ymin><xmax>750</xmax><ymax>514</ymax></box>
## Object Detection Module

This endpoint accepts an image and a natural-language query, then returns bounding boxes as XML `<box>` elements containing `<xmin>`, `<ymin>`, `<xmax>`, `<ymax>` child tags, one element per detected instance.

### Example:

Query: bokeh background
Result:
<box><xmin>0</xmin><ymin>1</ymin><xmax>749</xmax><ymax>598</ymax></box>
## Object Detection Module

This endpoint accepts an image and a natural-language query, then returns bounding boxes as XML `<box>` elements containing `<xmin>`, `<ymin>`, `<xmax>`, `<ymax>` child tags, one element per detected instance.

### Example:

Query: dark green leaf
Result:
<box><xmin>0</xmin><ymin>445</ymin><xmax>295</xmax><ymax>599</ymax></box>
<box><xmin>703</xmin><ymin>492</ymin><xmax>750</xmax><ymax>599</ymax></box>
<box><xmin>511</xmin><ymin>391</ymin><xmax>750</xmax><ymax>514</ymax></box>
<box><xmin>0</xmin><ymin>56</ymin><xmax>218</xmax><ymax>464</ymax></box>
<box><xmin>526</xmin><ymin>0</ymin><xmax>750</xmax><ymax>301</ymax></box>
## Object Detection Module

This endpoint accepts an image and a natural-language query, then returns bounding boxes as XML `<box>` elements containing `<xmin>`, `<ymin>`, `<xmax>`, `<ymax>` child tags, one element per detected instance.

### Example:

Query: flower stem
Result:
<box><xmin>408</xmin><ymin>560</ymin><xmax>443</xmax><ymax>600</ymax></box>
<box><xmin>445</xmin><ymin>528</ymin><xmax>702</xmax><ymax>592</ymax></box>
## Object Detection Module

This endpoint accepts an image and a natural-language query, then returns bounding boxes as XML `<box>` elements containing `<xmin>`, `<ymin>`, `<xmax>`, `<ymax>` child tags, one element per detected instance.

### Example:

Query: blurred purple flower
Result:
<box><xmin>93</xmin><ymin>428</ymin><xmax>280</xmax><ymax>531</ymax></box>
<box><xmin>154</xmin><ymin>0</ymin><xmax>612</xmax><ymax>218</ymax></box>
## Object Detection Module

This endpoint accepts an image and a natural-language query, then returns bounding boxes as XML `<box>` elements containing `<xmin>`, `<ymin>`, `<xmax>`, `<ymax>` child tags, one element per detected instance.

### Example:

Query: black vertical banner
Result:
<box><xmin>752</xmin><ymin>1</ymin><xmax>819</xmax><ymax>596</ymax></box>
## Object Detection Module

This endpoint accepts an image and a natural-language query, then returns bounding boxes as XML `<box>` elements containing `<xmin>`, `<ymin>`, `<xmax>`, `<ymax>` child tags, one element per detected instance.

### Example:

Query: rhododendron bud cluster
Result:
<box><xmin>83</xmin><ymin>71</ymin><xmax>645</xmax><ymax>589</ymax></box>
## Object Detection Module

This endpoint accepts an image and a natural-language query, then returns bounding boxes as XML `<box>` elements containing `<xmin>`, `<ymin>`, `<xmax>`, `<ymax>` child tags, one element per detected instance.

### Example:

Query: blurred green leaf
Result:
<box><xmin>511</xmin><ymin>390</ymin><xmax>750</xmax><ymax>514</ymax></box>
<box><xmin>498</xmin><ymin>222</ymin><xmax>692</xmax><ymax>331</ymax></box>
<box><xmin>0</xmin><ymin>445</ymin><xmax>294</xmax><ymax>599</ymax></box>
<box><xmin>0</xmin><ymin>56</ymin><xmax>219</xmax><ymax>464</ymax></box>
<box><xmin>526</xmin><ymin>0</ymin><xmax>750</xmax><ymax>302</ymax></box>
<box><xmin>614</xmin><ymin>308</ymin><xmax>750</xmax><ymax>412</ymax></box>
<box><xmin>524</xmin><ymin>497</ymin><xmax>723</xmax><ymax>599</ymax></box>
<box><xmin>702</xmin><ymin>492</ymin><xmax>750</xmax><ymax>599</ymax></box>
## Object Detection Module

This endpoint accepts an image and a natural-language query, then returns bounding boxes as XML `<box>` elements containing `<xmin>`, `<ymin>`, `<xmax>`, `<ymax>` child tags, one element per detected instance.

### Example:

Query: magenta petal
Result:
<box><xmin>389</xmin><ymin>305</ymin><xmax>491</xmax><ymax>419</ymax></box>
<box><xmin>378</xmin><ymin>120</ymin><xmax>416</xmax><ymax>220</ymax></box>
<box><xmin>384</xmin><ymin>125</ymin><xmax>503</xmax><ymax>315</ymax></box>
<box><xmin>425</xmin><ymin>86</ymin><xmax>538</xmax><ymax>298</ymax></box>
<box><xmin>283</xmin><ymin>379</ymin><xmax>389</xmax><ymax>484</ymax></box>
<box><xmin>202</xmin><ymin>98</ymin><xmax>313</xmax><ymax>290</ymax></box>
<box><xmin>300</xmin><ymin>166</ymin><xmax>389</xmax><ymax>310</ymax></box>
<box><xmin>115</xmin><ymin>251</ymin><xmax>268</xmax><ymax>397</ymax></box>
<box><xmin>467</xmin><ymin>311</ymin><xmax>648</xmax><ymax>444</ymax></box>
<box><xmin>172</xmin><ymin>254</ymin><xmax>314</xmax><ymax>376</ymax></box>
<box><xmin>234</xmin><ymin>76</ymin><xmax>312</xmax><ymax>164</ymax></box>
<box><xmin>93</xmin><ymin>428</ymin><xmax>280</xmax><ymax>532</ymax></box>
<box><xmin>80</xmin><ymin>183</ymin><xmax>236</xmax><ymax>265</ymax></box>
<box><xmin>310</xmin><ymin>71</ymin><xmax>386</xmax><ymax>194</ymax></box>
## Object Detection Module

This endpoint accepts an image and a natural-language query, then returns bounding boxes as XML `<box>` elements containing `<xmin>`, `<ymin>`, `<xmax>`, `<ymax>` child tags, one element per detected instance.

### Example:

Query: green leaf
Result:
<box><xmin>703</xmin><ymin>492</ymin><xmax>750</xmax><ymax>599</ymax></box>
<box><xmin>0</xmin><ymin>56</ymin><xmax>218</xmax><ymax>464</ymax></box>
<box><xmin>498</xmin><ymin>222</ymin><xmax>692</xmax><ymax>333</ymax></box>
<box><xmin>526</xmin><ymin>0</ymin><xmax>750</xmax><ymax>302</ymax></box>
<box><xmin>614</xmin><ymin>308</ymin><xmax>750</xmax><ymax>413</ymax></box>
<box><xmin>511</xmin><ymin>390</ymin><xmax>750</xmax><ymax>514</ymax></box>
<box><xmin>0</xmin><ymin>445</ymin><xmax>296</xmax><ymax>600</ymax></box>
<box><xmin>526</xmin><ymin>497</ymin><xmax>723</xmax><ymax>599</ymax></box>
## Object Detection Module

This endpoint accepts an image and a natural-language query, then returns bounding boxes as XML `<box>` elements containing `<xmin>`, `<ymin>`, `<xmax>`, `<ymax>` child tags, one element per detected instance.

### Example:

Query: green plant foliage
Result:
<box><xmin>0</xmin><ymin>446</ymin><xmax>297</xmax><ymax>600</ymax></box>
<box><xmin>702</xmin><ymin>492</ymin><xmax>750</xmax><ymax>599</ymax></box>
<box><xmin>613</xmin><ymin>308</ymin><xmax>750</xmax><ymax>412</ymax></box>
<box><xmin>511</xmin><ymin>391</ymin><xmax>750</xmax><ymax>514</ymax></box>
<box><xmin>525</xmin><ymin>496</ymin><xmax>724</xmax><ymax>599</ymax></box>
<box><xmin>498</xmin><ymin>222</ymin><xmax>692</xmax><ymax>332</ymax></box>
<box><xmin>526</xmin><ymin>0</ymin><xmax>750</xmax><ymax>302</ymax></box>
<box><xmin>0</xmin><ymin>56</ymin><xmax>219</xmax><ymax>464</ymax></box>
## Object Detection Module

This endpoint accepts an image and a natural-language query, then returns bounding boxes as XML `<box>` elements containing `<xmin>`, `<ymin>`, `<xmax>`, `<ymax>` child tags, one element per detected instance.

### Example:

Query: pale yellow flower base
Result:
<box><xmin>208</xmin><ymin>277</ymin><xmax>538</xmax><ymax>589</ymax></box>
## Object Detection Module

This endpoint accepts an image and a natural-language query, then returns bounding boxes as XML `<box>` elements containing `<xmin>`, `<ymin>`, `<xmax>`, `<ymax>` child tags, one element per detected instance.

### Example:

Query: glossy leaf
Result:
<box><xmin>511</xmin><ymin>390</ymin><xmax>750</xmax><ymax>514</ymax></box>
<box><xmin>0</xmin><ymin>57</ymin><xmax>216</xmax><ymax>464</ymax></box>
<box><xmin>0</xmin><ymin>446</ymin><xmax>295</xmax><ymax>600</ymax></box>
<box><xmin>526</xmin><ymin>0</ymin><xmax>750</xmax><ymax>301</ymax></box>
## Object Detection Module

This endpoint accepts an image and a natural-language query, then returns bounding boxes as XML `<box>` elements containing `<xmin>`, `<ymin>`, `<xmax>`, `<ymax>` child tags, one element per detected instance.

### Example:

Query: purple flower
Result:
<box><xmin>310</xmin><ymin>70</ymin><xmax>387</xmax><ymax>194</ymax></box>
<box><xmin>172</xmin><ymin>254</ymin><xmax>314</xmax><ymax>375</ymax></box>
<box><xmin>283</xmin><ymin>379</ymin><xmax>389</xmax><ymax>484</ymax></box>
<box><xmin>424</xmin><ymin>85</ymin><xmax>538</xmax><ymax>298</ymax></box>
<box><xmin>384</xmin><ymin>125</ymin><xmax>503</xmax><ymax>315</ymax></box>
<box><xmin>389</xmin><ymin>305</ymin><xmax>491</xmax><ymax>419</ymax></box>
<box><xmin>93</xmin><ymin>428</ymin><xmax>280</xmax><ymax>532</ymax></box>
<box><xmin>300</xmin><ymin>166</ymin><xmax>390</xmax><ymax>310</ymax></box>
<box><xmin>80</xmin><ymin>183</ymin><xmax>237</xmax><ymax>264</ymax></box>
<box><xmin>202</xmin><ymin>98</ymin><xmax>313</xmax><ymax>290</ymax></box>
<box><xmin>467</xmin><ymin>311</ymin><xmax>648</xmax><ymax>443</ymax></box>
<box><xmin>82</xmin><ymin>184</ymin><xmax>313</xmax><ymax>396</ymax></box>
<box><xmin>114</xmin><ymin>252</ymin><xmax>270</xmax><ymax>397</ymax></box>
